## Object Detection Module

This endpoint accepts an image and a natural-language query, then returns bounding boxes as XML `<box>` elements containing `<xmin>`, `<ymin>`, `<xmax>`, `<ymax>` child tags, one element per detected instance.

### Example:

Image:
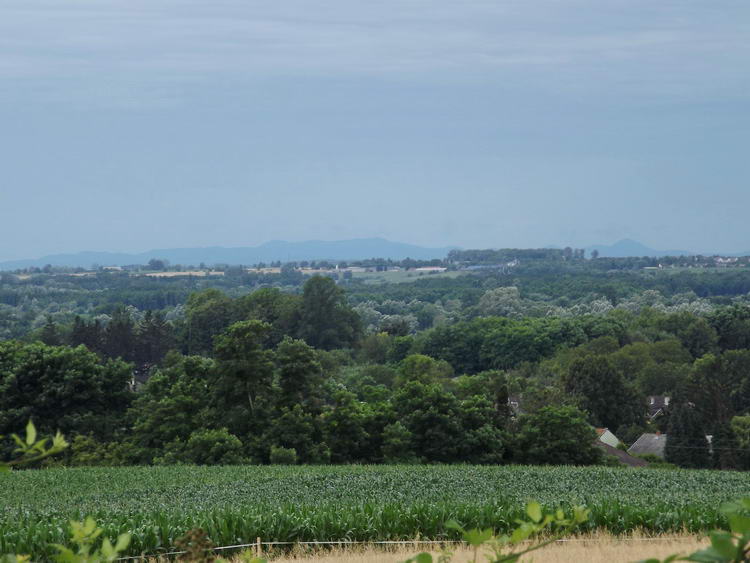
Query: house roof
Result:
<box><xmin>596</xmin><ymin>442</ymin><xmax>649</xmax><ymax>468</ymax></box>
<box><xmin>628</xmin><ymin>433</ymin><xmax>667</xmax><ymax>458</ymax></box>
<box><xmin>648</xmin><ymin>396</ymin><xmax>670</xmax><ymax>418</ymax></box>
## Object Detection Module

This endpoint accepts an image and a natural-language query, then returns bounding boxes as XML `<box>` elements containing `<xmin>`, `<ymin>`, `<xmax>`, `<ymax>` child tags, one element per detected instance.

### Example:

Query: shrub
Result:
<box><xmin>155</xmin><ymin>429</ymin><xmax>245</xmax><ymax>465</ymax></box>
<box><xmin>269</xmin><ymin>446</ymin><xmax>297</xmax><ymax>465</ymax></box>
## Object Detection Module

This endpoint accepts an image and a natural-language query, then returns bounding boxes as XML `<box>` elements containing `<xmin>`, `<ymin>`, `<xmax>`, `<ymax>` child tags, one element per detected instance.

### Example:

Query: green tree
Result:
<box><xmin>157</xmin><ymin>428</ymin><xmax>245</xmax><ymax>465</ymax></box>
<box><xmin>39</xmin><ymin>315</ymin><xmax>62</xmax><ymax>346</ymax></box>
<box><xmin>185</xmin><ymin>289</ymin><xmax>234</xmax><ymax>355</ymax></box>
<box><xmin>0</xmin><ymin>341</ymin><xmax>132</xmax><ymax>447</ymax></box>
<box><xmin>731</xmin><ymin>415</ymin><xmax>750</xmax><ymax>470</ymax></box>
<box><xmin>269</xmin><ymin>445</ymin><xmax>298</xmax><ymax>464</ymax></box>
<box><xmin>381</xmin><ymin>421</ymin><xmax>417</xmax><ymax>463</ymax></box>
<box><xmin>213</xmin><ymin>321</ymin><xmax>274</xmax><ymax>423</ymax></box>
<box><xmin>395</xmin><ymin>354</ymin><xmax>453</xmax><ymax>388</ymax></box>
<box><xmin>690</xmin><ymin>351</ymin><xmax>750</xmax><ymax>426</ymax></box>
<box><xmin>478</xmin><ymin>286</ymin><xmax>525</xmax><ymax>318</ymax></box>
<box><xmin>128</xmin><ymin>354</ymin><xmax>215</xmax><ymax>463</ymax></box>
<box><xmin>235</xmin><ymin>288</ymin><xmax>301</xmax><ymax>346</ymax></box>
<box><xmin>665</xmin><ymin>401</ymin><xmax>710</xmax><ymax>469</ymax></box>
<box><xmin>297</xmin><ymin>276</ymin><xmax>361</xmax><ymax>350</ymax></box>
<box><xmin>265</xmin><ymin>405</ymin><xmax>324</xmax><ymax>464</ymax></box>
<box><xmin>103</xmin><ymin>306</ymin><xmax>136</xmax><ymax>362</ymax></box>
<box><xmin>658</xmin><ymin>311</ymin><xmax>718</xmax><ymax>359</ymax></box>
<box><xmin>69</xmin><ymin>316</ymin><xmax>104</xmax><ymax>355</ymax></box>
<box><xmin>391</xmin><ymin>381</ymin><xmax>464</xmax><ymax>462</ymax></box>
<box><xmin>322</xmin><ymin>390</ymin><xmax>371</xmax><ymax>463</ymax></box>
<box><xmin>359</xmin><ymin>332</ymin><xmax>393</xmax><ymax>364</ymax></box>
<box><xmin>275</xmin><ymin>337</ymin><xmax>324</xmax><ymax>411</ymax></box>
<box><xmin>609</xmin><ymin>340</ymin><xmax>691</xmax><ymax>396</ymax></box>
<box><xmin>135</xmin><ymin>310</ymin><xmax>175</xmax><ymax>366</ymax></box>
<box><xmin>709</xmin><ymin>305</ymin><xmax>750</xmax><ymax>351</ymax></box>
<box><xmin>564</xmin><ymin>354</ymin><xmax>644</xmax><ymax>430</ymax></box>
<box><xmin>456</xmin><ymin>395</ymin><xmax>507</xmax><ymax>464</ymax></box>
<box><xmin>712</xmin><ymin>421</ymin><xmax>739</xmax><ymax>470</ymax></box>
<box><xmin>516</xmin><ymin>406</ymin><xmax>602</xmax><ymax>466</ymax></box>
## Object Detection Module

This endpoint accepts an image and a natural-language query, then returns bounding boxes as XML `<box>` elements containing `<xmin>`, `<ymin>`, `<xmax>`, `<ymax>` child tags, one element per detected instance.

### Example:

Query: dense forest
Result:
<box><xmin>3</xmin><ymin>251</ymin><xmax>750</xmax><ymax>469</ymax></box>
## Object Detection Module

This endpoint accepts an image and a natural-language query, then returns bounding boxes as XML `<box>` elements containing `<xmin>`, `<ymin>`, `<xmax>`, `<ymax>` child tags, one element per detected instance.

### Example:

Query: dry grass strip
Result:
<box><xmin>240</xmin><ymin>533</ymin><xmax>709</xmax><ymax>563</ymax></box>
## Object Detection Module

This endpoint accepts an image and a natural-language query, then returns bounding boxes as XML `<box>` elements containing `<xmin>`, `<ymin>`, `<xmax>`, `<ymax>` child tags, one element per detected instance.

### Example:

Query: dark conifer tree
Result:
<box><xmin>136</xmin><ymin>310</ymin><xmax>174</xmax><ymax>366</ymax></box>
<box><xmin>665</xmin><ymin>402</ymin><xmax>710</xmax><ymax>468</ymax></box>
<box><xmin>104</xmin><ymin>306</ymin><xmax>136</xmax><ymax>362</ymax></box>
<box><xmin>69</xmin><ymin>316</ymin><xmax>105</xmax><ymax>355</ymax></box>
<box><xmin>39</xmin><ymin>316</ymin><xmax>61</xmax><ymax>346</ymax></box>
<box><xmin>711</xmin><ymin>421</ymin><xmax>739</xmax><ymax>470</ymax></box>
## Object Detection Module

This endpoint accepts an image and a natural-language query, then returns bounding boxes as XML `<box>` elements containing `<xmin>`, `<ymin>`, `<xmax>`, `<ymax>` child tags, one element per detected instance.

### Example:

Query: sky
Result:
<box><xmin>1</xmin><ymin>1</ymin><xmax>749</xmax><ymax>261</ymax></box>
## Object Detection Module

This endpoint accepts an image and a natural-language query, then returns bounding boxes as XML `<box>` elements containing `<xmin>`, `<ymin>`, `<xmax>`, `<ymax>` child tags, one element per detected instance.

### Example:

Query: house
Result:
<box><xmin>595</xmin><ymin>428</ymin><xmax>620</xmax><ymax>448</ymax></box>
<box><xmin>648</xmin><ymin>396</ymin><xmax>670</xmax><ymax>419</ymax></box>
<box><xmin>628</xmin><ymin>432</ymin><xmax>714</xmax><ymax>460</ymax></box>
<box><xmin>596</xmin><ymin>442</ymin><xmax>648</xmax><ymax>468</ymax></box>
<box><xmin>507</xmin><ymin>394</ymin><xmax>522</xmax><ymax>415</ymax></box>
<box><xmin>628</xmin><ymin>432</ymin><xmax>667</xmax><ymax>458</ymax></box>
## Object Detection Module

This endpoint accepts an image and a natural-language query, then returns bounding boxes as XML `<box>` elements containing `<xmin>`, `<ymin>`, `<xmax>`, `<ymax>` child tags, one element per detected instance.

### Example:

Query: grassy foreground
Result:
<box><xmin>0</xmin><ymin>464</ymin><xmax>747</xmax><ymax>557</ymax></box>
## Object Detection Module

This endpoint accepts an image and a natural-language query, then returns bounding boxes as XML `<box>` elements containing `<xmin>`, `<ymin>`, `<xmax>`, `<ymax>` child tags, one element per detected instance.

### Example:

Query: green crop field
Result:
<box><xmin>352</xmin><ymin>269</ymin><xmax>466</xmax><ymax>284</ymax></box>
<box><xmin>1</xmin><ymin>464</ymin><xmax>749</xmax><ymax>557</ymax></box>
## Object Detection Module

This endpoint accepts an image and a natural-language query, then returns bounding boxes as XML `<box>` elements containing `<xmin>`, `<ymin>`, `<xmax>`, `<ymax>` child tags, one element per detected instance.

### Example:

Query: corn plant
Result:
<box><xmin>3</xmin><ymin>464</ymin><xmax>749</xmax><ymax>557</ymax></box>
<box><xmin>642</xmin><ymin>499</ymin><xmax>750</xmax><ymax>563</ymax></box>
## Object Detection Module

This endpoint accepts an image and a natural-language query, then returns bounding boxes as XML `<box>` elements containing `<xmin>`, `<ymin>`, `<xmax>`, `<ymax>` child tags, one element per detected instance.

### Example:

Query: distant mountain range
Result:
<box><xmin>3</xmin><ymin>237</ymin><xmax>749</xmax><ymax>270</ymax></box>
<box><xmin>0</xmin><ymin>238</ymin><xmax>455</xmax><ymax>270</ymax></box>
<box><xmin>585</xmin><ymin>239</ymin><xmax>750</xmax><ymax>258</ymax></box>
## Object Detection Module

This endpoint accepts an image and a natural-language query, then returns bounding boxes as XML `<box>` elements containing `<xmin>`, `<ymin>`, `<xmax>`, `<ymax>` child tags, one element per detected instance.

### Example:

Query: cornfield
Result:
<box><xmin>0</xmin><ymin>465</ymin><xmax>746</xmax><ymax>557</ymax></box>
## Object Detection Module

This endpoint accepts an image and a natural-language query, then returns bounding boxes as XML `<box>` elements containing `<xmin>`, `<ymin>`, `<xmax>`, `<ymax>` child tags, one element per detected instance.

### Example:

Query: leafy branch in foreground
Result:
<box><xmin>51</xmin><ymin>518</ymin><xmax>131</xmax><ymax>563</ymax></box>
<box><xmin>0</xmin><ymin>420</ymin><xmax>68</xmax><ymax>472</ymax></box>
<box><xmin>402</xmin><ymin>501</ymin><xmax>590</xmax><ymax>563</ymax></box>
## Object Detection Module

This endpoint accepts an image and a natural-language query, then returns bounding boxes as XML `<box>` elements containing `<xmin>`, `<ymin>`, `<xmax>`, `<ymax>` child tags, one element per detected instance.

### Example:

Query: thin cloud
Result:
<box><xmin>1</xmin><ymin>0</ymin><xmax>748</xmax><ymax>106</ymax></box>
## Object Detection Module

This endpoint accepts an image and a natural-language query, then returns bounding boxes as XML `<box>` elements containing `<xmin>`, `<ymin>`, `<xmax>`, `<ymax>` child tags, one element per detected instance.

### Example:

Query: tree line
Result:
<box><xmin>4</xmin><ymin>274</ymin><xmax>750</xmax><ymax>469</ymax></box>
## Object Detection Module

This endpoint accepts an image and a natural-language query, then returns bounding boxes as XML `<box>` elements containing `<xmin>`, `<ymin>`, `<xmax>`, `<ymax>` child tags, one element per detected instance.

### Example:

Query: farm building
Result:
<box><xmin>628</xmin><ymin>433</ymin><xmax>667</xmax><ymax>458</ymax></box>
<box><xmin>595</xmin><ymin>428</ymin><xmax>620</xmax><ymax>448</ymax></box>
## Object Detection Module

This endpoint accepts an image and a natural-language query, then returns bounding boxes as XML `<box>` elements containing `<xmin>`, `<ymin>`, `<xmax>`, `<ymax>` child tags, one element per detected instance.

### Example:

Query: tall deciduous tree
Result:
<box><xmin>322</xmin><ymin>390</ymin><xmax>371</xmax><ymax>463</ymax></box>
<box><xmin>213</xmin><ymin>320</ymin><xmax>274</xmax><ymax>418</ymax></box>
<box><xmin>128</xmin><ymin>354</ymin><xmax>215</xmax><ymax>463</ymax></box>
<box><xmin>185</xmin><ymin>289</ymin><xmax>235</xmax><ymax>356</ymax></box>
<box><xmin>391</xmin><ymin>381</ymin><xmax>464</xmax><ymax>462</ymax></box>
<box><xmin>690</xmin><ymin>350</ymin><xmax>750</xmax><ymax>426</ymax></box>
<box><xmin>564</xmin><ymin>354</ymin><xmax>645</xmax><ymax>430</ymax></box>
<box><xmin>235</xmin><ymin>288</ymin><xmax>301</xmax><ymax>347</ymax></box>
<box><xmin>516</xmin><ymin>405</ymin><xmax>602</xmax><ymax>466</ymax></box>
<box><xmin>275</xmin><ymin>337</ymin><xmax>324</xmax><ymax>411</ymax></box>
<box><xmin>0</xmin><ymin>341</ymin><xmax>132</xmax><ymax>446</ymax></box>
<box><xmin>297</xmin><ymin>276</ymin><xmax>361</xmax><ymax>350</ymax></box>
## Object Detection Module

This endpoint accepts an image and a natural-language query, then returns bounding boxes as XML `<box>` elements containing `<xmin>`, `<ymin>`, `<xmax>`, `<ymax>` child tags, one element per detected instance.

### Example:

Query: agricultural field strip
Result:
<box><xmin>1</xmin><ymin>465</ymin><xmax>748</xmax><ymax>557</ymax></box>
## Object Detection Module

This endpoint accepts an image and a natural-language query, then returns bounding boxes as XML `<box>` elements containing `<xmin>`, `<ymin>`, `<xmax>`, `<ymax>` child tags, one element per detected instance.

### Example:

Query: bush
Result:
<box><xmin>57</xmin><ymin>435</ymin><xmax>124</xmax><ymax>467</ymax></box>
<box><xmin>155</xmin><ymin>429</ymin><xmax>245</xmax><ymax>465</ymax></box>
<box><xmin>381</xmin><ymin>422</ymin><xmax>417</xmax><ymax>463</ymax></box>
<box><xmin>516</xmin><ymin>406</ymin><xmax>602</xmax><ymax>466</ymax></box>
<box><xmin>270</xmin><ymin>446</ymin><xmax>297</xmax><ymax>465</ymax></box>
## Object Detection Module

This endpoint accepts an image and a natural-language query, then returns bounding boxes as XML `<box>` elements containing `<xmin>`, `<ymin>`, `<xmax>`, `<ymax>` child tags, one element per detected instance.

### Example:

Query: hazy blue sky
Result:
<box><xmin>2</xmin><ymin>1</ymin><xmax>749</xmax><ymax>260</ymax></box>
